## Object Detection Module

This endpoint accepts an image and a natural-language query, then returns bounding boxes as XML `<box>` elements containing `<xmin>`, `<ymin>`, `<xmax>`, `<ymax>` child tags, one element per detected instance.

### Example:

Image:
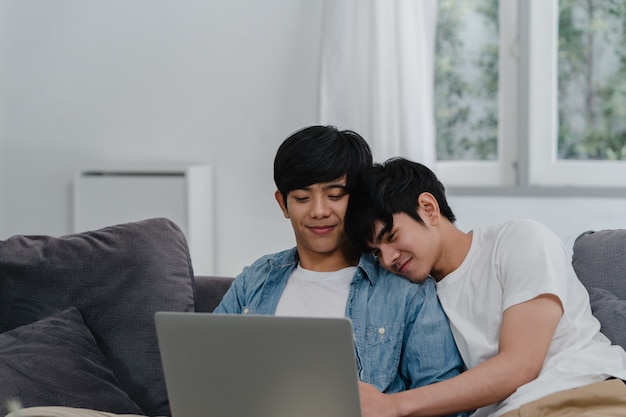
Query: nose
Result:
<box><xmin>378</xmin><ymin>245</ymin><xmax>399</xmax><ymax>269</ymax></box>
<box><xmin>310</xmin><ymin>196</ymin><xmax>331</xmax><ymax>218</ymax></box>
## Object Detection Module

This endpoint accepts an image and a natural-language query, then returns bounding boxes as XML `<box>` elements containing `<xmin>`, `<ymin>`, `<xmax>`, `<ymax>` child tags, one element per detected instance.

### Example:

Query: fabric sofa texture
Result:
<box><xmin>572</xmin><ymin>229</ymin><xmax>626</xmax><ymax>351</ymax></box>
<box><xmin>0</xmin><ymin>218</ymin><xmax>197</xmax><ymax>417</ymax></box>
<box><xmin>0</xmin><ymin>219</ymin><xmax>624</xmax><ymax>417</ymax></box>
<box><xmin>0</xmin><ymin>307</ymin><xmax>144</xmax><ymax>415</ymax></box>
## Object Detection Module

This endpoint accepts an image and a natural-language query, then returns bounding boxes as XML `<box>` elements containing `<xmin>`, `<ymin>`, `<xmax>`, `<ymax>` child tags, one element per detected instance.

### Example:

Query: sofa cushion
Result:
<box><xmin>585</xmin><ymin>287</ymin><xmax>626</xmax><ymax>350</ymax></box>
<box><xmin>0</xmin><ymin>218</ymin><xmax>195</xmax><ymax>416</ymax></box>
<box><xmin>0</xmin><ymin>307</ymin><xmax>144</xmax><ymax>416</ymax></box>
<box><xmin>572</xmin><ymin>229</ymin><xmax>626</xmax><ymax>351</ymax></box>
<box><xmin>194</xmin><ymin>275</ymin><xmax>234</xmax><ymax>312</ymax></box>
<box><xmin>572</xmin><ymin>229</ymin><xmax>626</xmax><ymax>300</ymax></box>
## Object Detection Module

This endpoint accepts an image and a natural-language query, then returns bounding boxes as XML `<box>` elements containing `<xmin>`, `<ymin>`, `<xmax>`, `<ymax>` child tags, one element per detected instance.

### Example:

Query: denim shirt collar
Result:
<box><xmin>355</xmin><ymin>252</ymin><xmax>379</xmax><ymax>286</ymax></box>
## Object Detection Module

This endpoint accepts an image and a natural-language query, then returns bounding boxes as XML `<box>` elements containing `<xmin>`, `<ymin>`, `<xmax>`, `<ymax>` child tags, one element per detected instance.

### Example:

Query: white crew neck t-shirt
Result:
<box><xmin>436</xmin><ymin>219</ymin><xmax>626</xmax><ymax>417</ymax></box>
<box><xmin>274</xmin><ymin>264</ymin><xmax>355</xmax><ymax>318</ymax></box>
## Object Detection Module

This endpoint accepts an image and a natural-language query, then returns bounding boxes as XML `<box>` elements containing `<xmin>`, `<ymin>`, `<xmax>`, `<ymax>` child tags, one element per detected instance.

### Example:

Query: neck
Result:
<box><xmin>431</xmin><ymin>224</ymin><xmax>473</xmax><ymax>281</ymax></box>
<box><xmin>297</xmin><ymin>245</ymin><xmax>360</xmax><ymax>272</ymax></box>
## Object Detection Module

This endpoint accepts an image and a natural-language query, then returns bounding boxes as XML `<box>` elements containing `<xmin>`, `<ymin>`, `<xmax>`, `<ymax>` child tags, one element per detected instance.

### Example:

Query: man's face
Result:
<box><xmin>275</xmin><ymin>175</ymin><xmax>352</xmax><ymax>269</ymax></box>
<box><xmin>370</xmin><ymin>211</ymin><xmax>438</xmax><ymax>283</ymax></box>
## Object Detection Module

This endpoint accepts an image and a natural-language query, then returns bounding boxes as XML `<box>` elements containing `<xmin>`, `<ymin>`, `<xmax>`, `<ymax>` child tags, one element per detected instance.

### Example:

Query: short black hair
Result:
<box><xmin>273</xmin><ymin>125</ymin><xmax>372</xmax><ymax>205</ymax></box>
<box><xmin>345</xmin><ymin>157</ymin><xmax>456</xmax><ymax>253</ymax></box>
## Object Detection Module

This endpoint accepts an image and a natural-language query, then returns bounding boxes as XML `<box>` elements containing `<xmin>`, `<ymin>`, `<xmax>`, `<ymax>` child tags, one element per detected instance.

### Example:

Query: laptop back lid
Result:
<box><xmin>155</xmin><ymin>312</ymin><xmax>362</xmax><ymax>417</ymax></box>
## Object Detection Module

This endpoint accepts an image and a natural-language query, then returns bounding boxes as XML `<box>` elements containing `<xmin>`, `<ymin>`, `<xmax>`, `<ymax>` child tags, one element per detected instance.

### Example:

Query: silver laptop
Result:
<box><xmin>155</xmin><ymin>312</ymin><xmax>362</xmax><ymax>417</ymax></box>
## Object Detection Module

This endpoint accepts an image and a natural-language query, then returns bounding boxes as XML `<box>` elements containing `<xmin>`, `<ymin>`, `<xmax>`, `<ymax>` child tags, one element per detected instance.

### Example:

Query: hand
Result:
<box><xmin>358</xmin><ymin>381</ymin><xmax>398</xmax><ymax>417</ymax></box>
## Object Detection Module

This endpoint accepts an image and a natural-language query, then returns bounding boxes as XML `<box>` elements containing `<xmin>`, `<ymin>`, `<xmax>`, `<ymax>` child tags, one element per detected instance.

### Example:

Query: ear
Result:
<box><xmin>275</xmin><ymin>190</ymin><xmax>290</xmax><ymax>218</ymax></box>
<box><xmin>417</xmin><ymin>192</ymin><xmax>441</xmax><ymax>225</ymax></box>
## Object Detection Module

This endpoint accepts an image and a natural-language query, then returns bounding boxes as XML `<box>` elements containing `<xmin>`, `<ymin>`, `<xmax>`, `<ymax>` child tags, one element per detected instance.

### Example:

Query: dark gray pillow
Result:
<box><xmin>572</xmin><ymin>229</ymin><xmax>626</xmax><ymax>300</ymax></box>
<box><xmin>0</xmin><ymin>218</ymin><xmax>195</xmax><ymax>416</ymax></box>
<box><xmin>0</xmin><ymin>307</ymin><xmax>144</xmax><ymax>415</ymax></box>
<box><xmin>586</xmin><ymin>286</ymin><xmax>626</xmax><ymax>351</ymax></box>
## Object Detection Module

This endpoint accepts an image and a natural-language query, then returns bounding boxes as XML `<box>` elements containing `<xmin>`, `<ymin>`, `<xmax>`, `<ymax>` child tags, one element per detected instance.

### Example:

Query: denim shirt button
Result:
<box><xmin>378</xmin><ymin>327</ymin><xmax>385</xmax><ymax>335</ymax></box>
<box><xmin>243</xmin><ymin>308</ymin><xmax>250</xmax><ymax>314</ymax></box>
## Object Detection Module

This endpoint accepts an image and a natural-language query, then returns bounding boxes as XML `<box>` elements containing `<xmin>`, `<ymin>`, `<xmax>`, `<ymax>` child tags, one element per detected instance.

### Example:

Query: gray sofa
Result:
<box><xmin>0</xmin><ymin>218</ymin><xmax>624</xmax><ymax>416</ymax></box>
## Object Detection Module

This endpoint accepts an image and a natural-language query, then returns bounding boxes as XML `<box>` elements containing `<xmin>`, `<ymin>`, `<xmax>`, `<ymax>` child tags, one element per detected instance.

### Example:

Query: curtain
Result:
<box><xmin>319</xmin><ymin>0</ymin><xmax>438</xmax><ymax>165</ymax></box>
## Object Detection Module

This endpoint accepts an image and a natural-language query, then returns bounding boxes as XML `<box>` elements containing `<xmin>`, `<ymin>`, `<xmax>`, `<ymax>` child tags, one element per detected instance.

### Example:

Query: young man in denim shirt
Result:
<box><xmin>215</xmin><ymin>126</ymin><xmax>467</xmax><ymax>413</ymax></box>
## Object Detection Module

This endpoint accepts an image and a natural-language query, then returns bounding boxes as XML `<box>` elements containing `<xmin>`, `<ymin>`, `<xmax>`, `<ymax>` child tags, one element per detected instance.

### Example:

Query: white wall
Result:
<box><xmin>1</xmin><ymin>0</ymin><xmax>625</xmax><ymax>277</ymax></box>
<box><xmin>0</xmin><ymin>0</ymin><xmax>324</xmax><ymax>276</ymax></box>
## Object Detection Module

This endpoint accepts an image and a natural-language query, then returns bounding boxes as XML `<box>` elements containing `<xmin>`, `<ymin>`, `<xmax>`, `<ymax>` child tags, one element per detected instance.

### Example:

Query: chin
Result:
<box><xmin>404</xmin><ymin>273</ymin><xmax>428</xmax><ymax>284</ymax></box>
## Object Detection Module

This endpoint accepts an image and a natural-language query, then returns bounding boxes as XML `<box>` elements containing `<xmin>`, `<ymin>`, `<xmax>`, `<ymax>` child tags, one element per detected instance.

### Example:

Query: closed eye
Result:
<box><xmin>328</xmin><ymin>193</ymin><xmax>348</xmax><ymax>201</ymax></box>
<box><xmin>386</xmin><ymin>231</ymin><xmax>396</xmax><ymax>243</ymax></box>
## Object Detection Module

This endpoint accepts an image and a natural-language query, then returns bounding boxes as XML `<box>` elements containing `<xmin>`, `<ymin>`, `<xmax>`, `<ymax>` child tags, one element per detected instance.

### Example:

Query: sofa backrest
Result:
<box><xmin>572</xmin><ymin>229</ymin><xmax>626</xmax><ymax>351</ymax></box>
<box><xmin>573</xmin><ymin>229</ymin><xmax>626</xmax><ymax>299</ymax></box>
<box><xmin>194</xmin><ymin>275</ymin><xmax>234</xmax><ymax>312</ymax></box>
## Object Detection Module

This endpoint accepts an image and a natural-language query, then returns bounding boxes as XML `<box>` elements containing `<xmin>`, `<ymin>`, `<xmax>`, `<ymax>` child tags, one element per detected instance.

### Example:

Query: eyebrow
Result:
<box><xmin>374</xmin><ymin>224</ymin><xmax>392</xmax><ymax>244</ymax></box>
<box><xmin>324</xmin><ymin>183</ymin><xmax>347</xmax><ymax>191</ymax></box>
<box><xmin>296</xmin><ymin>182</ymin><xmax>347</xmax><ymax>192</ymax></box>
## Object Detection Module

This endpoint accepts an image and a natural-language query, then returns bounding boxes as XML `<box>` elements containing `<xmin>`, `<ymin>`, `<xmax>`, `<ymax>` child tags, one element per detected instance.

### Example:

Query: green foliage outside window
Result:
<box><xmin>435</xmin><ymin>0</ymin><xmax>626</xmax><ymax>162</ymax></box>
<box><xmin>434</xmin><ymin>0</ymin><xmax>499</xmax><ymax>161</ymax></box>
<box><xmin>558</xmin><ymin>0</ymin><xmax>626</xmax><ymax>160</ymax></box>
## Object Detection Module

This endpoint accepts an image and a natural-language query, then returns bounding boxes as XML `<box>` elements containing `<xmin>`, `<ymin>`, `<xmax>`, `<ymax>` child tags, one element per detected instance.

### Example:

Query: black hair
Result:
<box><xmin>273</xmin><ymin>125</ymin><xmax>373</xmax><ymax>205</ymax></box>
<box><xmin>345</xmin><ymin>157</ymin><xmax>456</xmax><ymax>253</ymax></box>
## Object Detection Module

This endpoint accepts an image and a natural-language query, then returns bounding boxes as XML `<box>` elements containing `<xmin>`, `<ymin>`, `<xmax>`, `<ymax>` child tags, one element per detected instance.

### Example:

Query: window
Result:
<box><xmin>434</xmin><ymin>0</ymin><xmax>517</xmax><ymax>187</ymax></box>
<box><xmin>434</xmin><ymin>0</ymin><xmax>626</xmax><ymax>190</ymax></box>
<box><xmin>435</xmin><ymin>0</ymin><xmax>499</xmax><ymax>162</ymax></box>
<box><xmin>557</xmin><ymin>0</ymin><xmax>626</xmax><ymax>162</ymax></box>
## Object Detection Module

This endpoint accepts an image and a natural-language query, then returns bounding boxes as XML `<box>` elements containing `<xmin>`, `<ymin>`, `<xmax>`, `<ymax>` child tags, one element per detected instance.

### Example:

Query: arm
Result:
<box><xmin>360</xmin><ymin>294</ymin><xmax>563</xmax><ymax>417</ymax></box>
<box><xmin>213</xmin><ymin>267</ymin><xmax>249</xmax><ymax>314</ymax></box>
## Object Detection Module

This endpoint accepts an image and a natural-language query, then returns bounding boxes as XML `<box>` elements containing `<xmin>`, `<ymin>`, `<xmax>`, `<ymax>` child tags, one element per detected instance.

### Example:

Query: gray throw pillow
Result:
<box><xmin>586</xmin><ymin>286</ymin><xmax>626</xmax><ymax>351</ymax></box>
<box><xmin>0</xmin><ymin>218</ymin><xmax>195</xmax><ymax>417</ymax></box>
<box><xmin>0</xmin><ymin>308</ymin><xmax>144</xmax><ymax>416</ymax></box>
<box><xmin>572</xmin><ymin>229</ymin><xmax>626</xmax><ymax>300</ymax></box>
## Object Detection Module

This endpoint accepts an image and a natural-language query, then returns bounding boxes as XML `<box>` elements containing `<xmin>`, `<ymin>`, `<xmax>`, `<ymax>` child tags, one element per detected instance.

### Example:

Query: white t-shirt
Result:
<box><xmin>436</xmin><ymin>219</ymin><xmax>626</xmax><ymax>417</ymax></box>
<box><xmin>274</xmin><ymin>264</ymin><xmax>355</xmax><ymax>318</ymax></box>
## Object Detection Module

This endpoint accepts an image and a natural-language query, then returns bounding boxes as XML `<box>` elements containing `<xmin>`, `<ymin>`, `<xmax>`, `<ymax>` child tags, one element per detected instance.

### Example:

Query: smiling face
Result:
<box><xmin>366</xmin><ymin>192</ymin><xmax>471</xmax><ymax>283</ymax></box>
<box><xmin>370</xmin><ymin>210</ymin><xmax>440</xmax><ymax>283</ymax></box>
<box><xmin>371</xmin><ymin>208</ymin><xmax>447</xmax><ymax>282</ymax></box>
<box><xmin>275</xmin><ymin>175</ymin><xmax>359</xmax><ymax>271</ymax></box>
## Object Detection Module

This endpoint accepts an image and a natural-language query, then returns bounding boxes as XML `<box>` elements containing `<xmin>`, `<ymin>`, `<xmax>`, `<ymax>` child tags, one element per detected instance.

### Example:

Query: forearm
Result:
<box><xmin>393</xmin><ymin>295</ymin><xmax>561</xmax><ymax>417</ymax></box>
<box><xmin>393</xmin><ymin>354</ymin><xmax>531</xmax><ymax>417</ymax></box>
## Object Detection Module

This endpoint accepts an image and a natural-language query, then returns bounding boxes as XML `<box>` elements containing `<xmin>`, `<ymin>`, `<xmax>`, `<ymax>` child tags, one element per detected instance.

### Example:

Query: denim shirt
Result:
<box><xmin>215</xmin><ymin>248</ymin><xmax>467</xmax><ymax>416</ymax></box>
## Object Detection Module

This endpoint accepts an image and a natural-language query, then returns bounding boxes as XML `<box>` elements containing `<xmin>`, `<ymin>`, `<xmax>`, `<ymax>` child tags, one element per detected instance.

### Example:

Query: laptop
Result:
<box><xmin>155</xmin><ymin>312</ymin><xmax>362</xmax><ymax>417</ymax></box>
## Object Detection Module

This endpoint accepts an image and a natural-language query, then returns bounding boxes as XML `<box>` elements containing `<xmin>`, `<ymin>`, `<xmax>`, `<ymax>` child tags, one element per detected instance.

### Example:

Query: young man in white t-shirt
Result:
<box><xmin>344</xmin><ymin>157</ymin><xmax>626</xmax><ymax>417</ymax></box>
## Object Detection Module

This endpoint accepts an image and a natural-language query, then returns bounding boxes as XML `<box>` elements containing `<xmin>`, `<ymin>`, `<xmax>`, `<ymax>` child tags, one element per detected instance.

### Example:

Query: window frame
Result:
<box><xmin>438</xmin><ymin>0</ymin><xmax>626</xmax><ymax>195</ymax></box>
<box><xmin>435</xmin><ymin>0</ymin><xmax>518</xmax><ymax>188</ymax></box>
<box><xmin>526</xmin><ymin>0</ymin><xmax>626</xmax><ymax>188</ymax></box>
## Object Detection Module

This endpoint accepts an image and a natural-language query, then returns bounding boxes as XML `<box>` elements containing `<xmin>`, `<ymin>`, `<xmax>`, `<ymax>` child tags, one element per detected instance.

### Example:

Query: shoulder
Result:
<box><xmin>479</xmin><ymin>219</ymin><xmax>560</xmax><ymax>250</ymax></box>
<box><xmin>245</xmin><ymin>247</ymin><xmax>297</xmax><ymax>267</ymax></box>
<box><xmin>237</xmin><ymin>247</ymin><xmax>298</xmax><ymax>278</ymax></box>
<box><xmin>504</xmin><ymin>219</ymin><xmax>561</xmax><ymax>248</ymax></box>
<box><xmin>366</xmin><ymin>259</ymin><xmax>429</xmax><ymax>295</ymax></box>
<box><xmin>501</xmin><ymin>218</ymin><xmax>554</xmax><ymax>235</ymax></box>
